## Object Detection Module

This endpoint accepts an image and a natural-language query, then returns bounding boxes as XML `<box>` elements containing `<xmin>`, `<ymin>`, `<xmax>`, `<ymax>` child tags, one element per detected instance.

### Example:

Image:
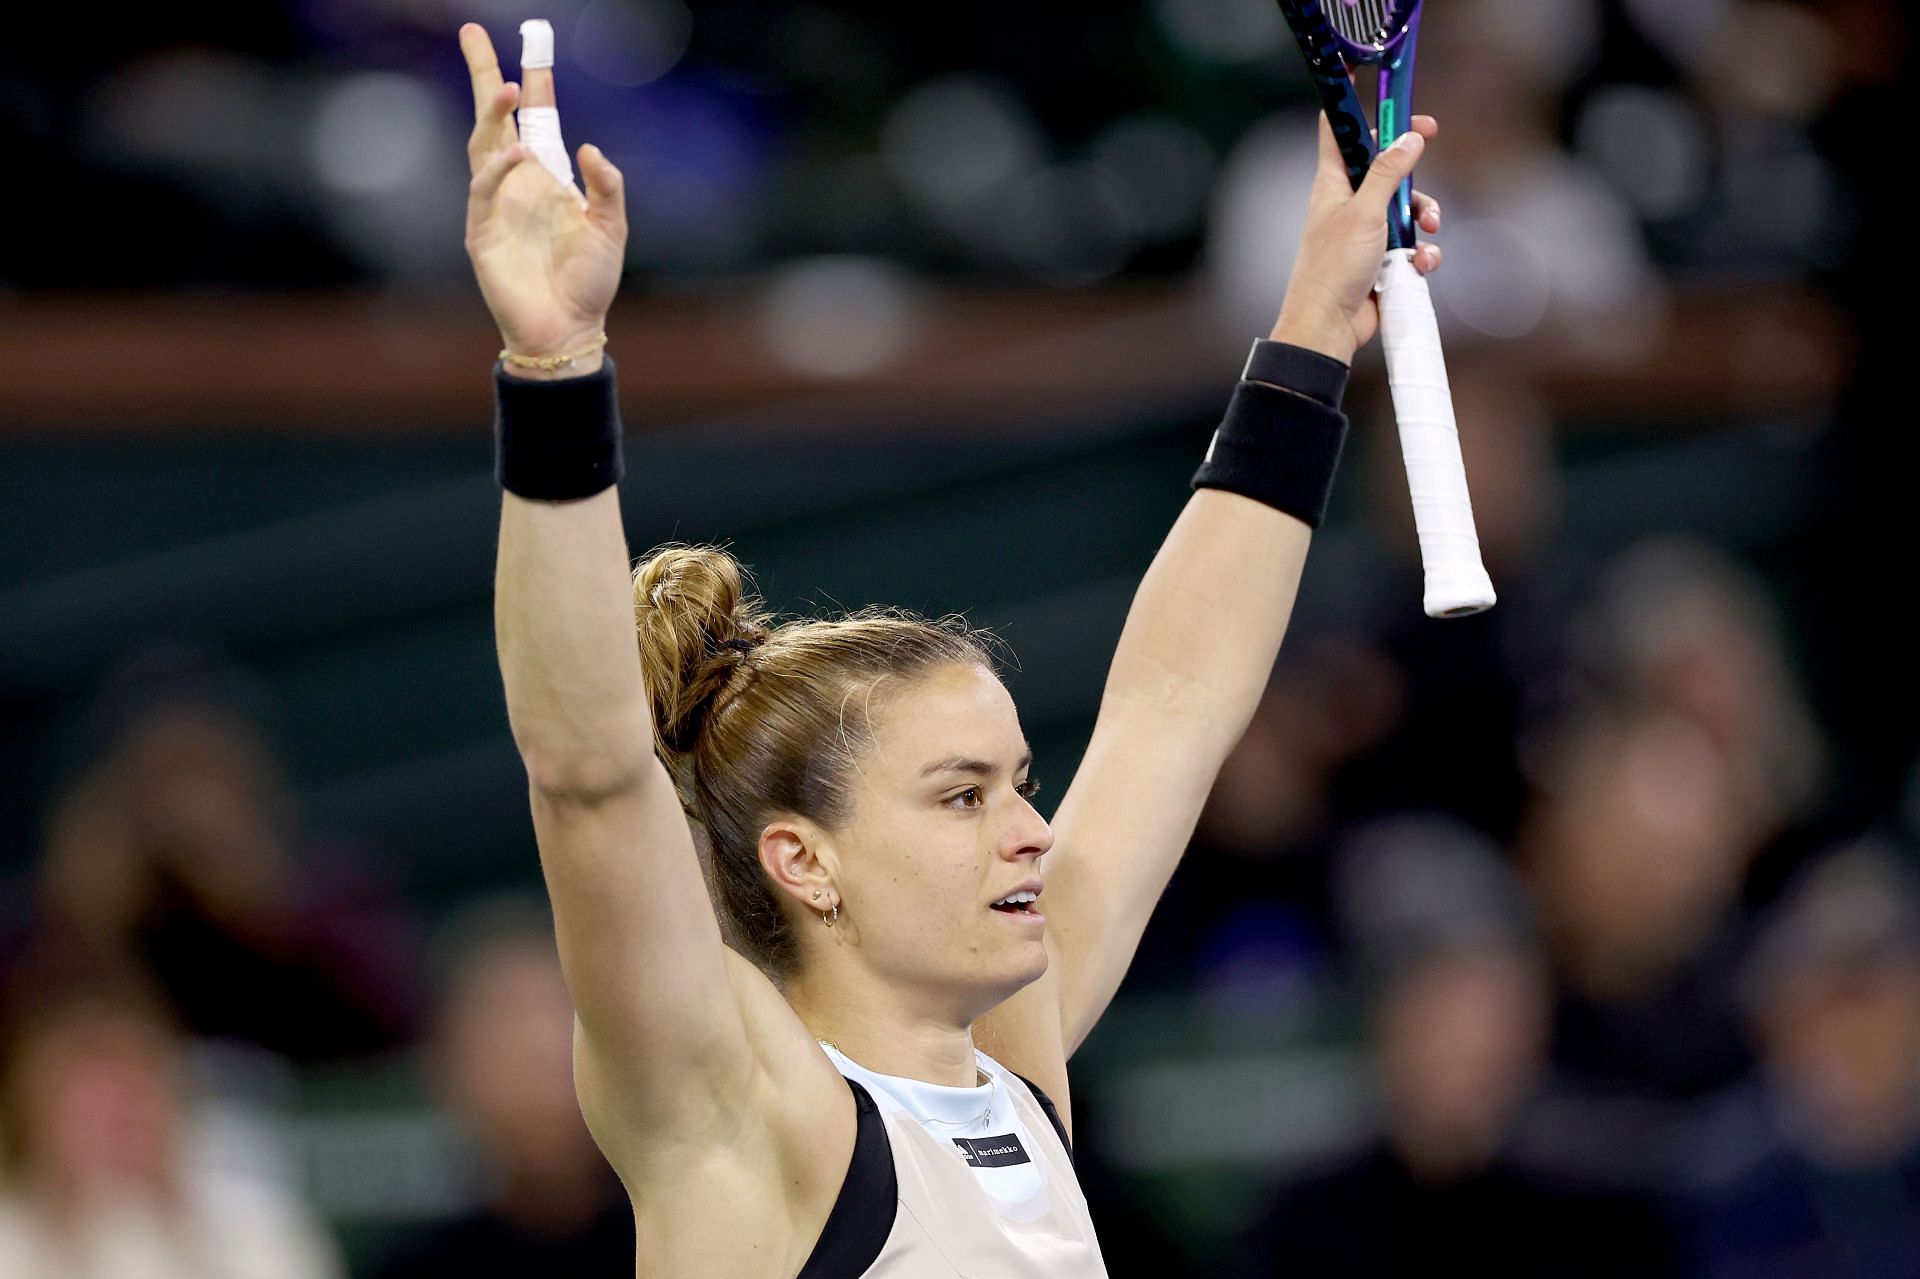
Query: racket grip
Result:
<box><xmin>1376</xmin><ymin>249</ymin><xmax>1496</xmax><ymax>618</ymax></box>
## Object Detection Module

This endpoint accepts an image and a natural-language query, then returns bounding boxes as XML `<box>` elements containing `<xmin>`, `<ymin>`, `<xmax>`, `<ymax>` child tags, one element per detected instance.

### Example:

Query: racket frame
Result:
<box><xmin>1277</xmin><ymin>0</ymin><xmax>1423</xmax><ymax>248</ymax></box>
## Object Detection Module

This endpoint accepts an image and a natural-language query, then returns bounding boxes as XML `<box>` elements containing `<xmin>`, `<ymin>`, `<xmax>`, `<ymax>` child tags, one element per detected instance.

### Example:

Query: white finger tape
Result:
<box><xmin>517</xmin><ymin>106</ymin><xmax>575</xmax><ymax>187</ymax></box>
<box><xmin>519</xmin><ymin>18</ymin><xmax>555</xmax><ymax>69</ymax></box>
<box><xmin>516</xmin><ymin>21</ymin><xmax>574</xmax><ymax>188</ymax></box>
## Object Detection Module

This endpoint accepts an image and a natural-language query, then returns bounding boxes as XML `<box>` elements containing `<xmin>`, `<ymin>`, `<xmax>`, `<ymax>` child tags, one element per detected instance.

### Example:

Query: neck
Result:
<box><xmin>787</xmin><ymin>966</ymin><xmax>983</xmax><ymax>1088</ymax></box>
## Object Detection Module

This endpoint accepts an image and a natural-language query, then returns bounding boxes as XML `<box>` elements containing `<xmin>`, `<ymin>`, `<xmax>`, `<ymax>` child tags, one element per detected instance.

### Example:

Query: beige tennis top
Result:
<box><xmin>797</xmin><ymin>1043</ymin><xmax>1109</xmax><ymax>1278</ymax></box>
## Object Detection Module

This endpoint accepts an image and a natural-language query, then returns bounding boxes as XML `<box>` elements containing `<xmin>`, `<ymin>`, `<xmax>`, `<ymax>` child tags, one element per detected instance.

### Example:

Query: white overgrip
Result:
<box><xmin>517</xmin><ymin>19</ymin><xmax>576</xmax><ymax>189</ymax></box>
<box><xmin>1375</xmin><ymin>248</ymin><xmax>1496</xmax><ymax>617</ymax></box>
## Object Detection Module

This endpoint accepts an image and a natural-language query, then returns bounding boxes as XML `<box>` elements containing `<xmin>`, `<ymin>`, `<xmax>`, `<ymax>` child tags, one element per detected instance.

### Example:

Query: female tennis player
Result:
<box><xmin>461</xmin><ymin>18</ymin><xmax>1439</xmax><ymax>1277</ymax></box>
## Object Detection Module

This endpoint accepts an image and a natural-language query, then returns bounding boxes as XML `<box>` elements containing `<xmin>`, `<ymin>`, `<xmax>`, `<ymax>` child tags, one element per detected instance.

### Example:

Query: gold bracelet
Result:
<box><xmin>499</xmin><ymin>332</ymin><xmax>609</xmax><ymax>372</ymax></box>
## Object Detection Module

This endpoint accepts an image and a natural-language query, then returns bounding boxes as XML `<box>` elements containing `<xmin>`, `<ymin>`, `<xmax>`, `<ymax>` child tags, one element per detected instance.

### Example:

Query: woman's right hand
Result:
<box><xmin>459</xmin><ymin>23</ymin><xmax>627</xmax><ymax>373</ymax></box>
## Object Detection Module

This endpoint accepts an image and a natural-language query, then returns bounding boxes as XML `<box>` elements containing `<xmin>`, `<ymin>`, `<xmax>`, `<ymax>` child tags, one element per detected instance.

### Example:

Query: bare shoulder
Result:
<box><xmin>582</xmin><ymin>950</ymin><xmax>859</xmax><ymax>1277</ymax></box>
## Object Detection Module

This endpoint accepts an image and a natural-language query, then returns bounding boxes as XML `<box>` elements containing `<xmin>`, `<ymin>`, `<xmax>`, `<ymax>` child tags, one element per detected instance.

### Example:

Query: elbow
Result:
<box><xmin>521</xmin><ymin>746</ymin><xmax>664</xmax><ymax>805</ymax></box>
<box><xmin>1104</xmin><ymin>668</ymin><xmax>1251</xmax><ymax>747</ymax></box>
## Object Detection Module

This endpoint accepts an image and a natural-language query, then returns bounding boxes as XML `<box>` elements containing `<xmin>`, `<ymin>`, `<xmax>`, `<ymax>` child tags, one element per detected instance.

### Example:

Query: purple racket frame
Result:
<box><xmin>1275</xmin><ymin>0</ymin><xmax>1424</xmax><ymax>251</ymax></box>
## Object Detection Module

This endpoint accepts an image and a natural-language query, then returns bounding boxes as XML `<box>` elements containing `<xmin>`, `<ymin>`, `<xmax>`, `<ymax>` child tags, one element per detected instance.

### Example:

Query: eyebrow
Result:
<box><xmin>920</xmin><ymin>749</ymin><xmax>1033</xmax><ymax>780</ymax></box>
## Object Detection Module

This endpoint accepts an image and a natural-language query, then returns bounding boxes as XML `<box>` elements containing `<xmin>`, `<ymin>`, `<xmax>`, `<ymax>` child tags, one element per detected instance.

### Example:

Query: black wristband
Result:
<box><xmin>1241</xmin><ymin>339</ymin><xmax>1349</xmax><ymax>409</ymax></box>
<box><xmin>1191</xmin><ymin>343</ymin><xmax>1350</xmax><ymax>529</ymax></box>
<box><xmin>493</xmin><ymin>357</ymin><xmax>625</xmax><ymax>501</ymax></box>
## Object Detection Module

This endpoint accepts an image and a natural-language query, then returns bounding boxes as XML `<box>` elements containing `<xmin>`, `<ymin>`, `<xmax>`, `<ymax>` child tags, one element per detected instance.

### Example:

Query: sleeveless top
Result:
<box><xmin>798</xmin><ymin>1044</ymin><xmax>1109</xmax><ymax>1278</ymax></box>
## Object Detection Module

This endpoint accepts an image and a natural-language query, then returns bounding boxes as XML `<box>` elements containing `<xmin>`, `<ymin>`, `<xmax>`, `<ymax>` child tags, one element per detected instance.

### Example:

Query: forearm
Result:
<box><xmin>492</xmin><ymin>364</ymin><xmax>653</xmax><ymax>795</ymax></box>
<box><xmin>496</xmin><ymin>488</ymin><xmax>652</xmax><ymax>792</ymax></box>
<box><xmin>1099</xmin><ymin>334</ymin><xmax>1350</xmax><ymax>756</ymax></box>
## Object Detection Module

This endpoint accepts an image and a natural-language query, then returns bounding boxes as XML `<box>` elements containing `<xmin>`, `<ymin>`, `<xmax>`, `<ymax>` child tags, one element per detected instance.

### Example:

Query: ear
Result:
<box><xmin>758</xmin><ymin>817</ymin><xmax>838</xmax><ymax>913</ymax></box>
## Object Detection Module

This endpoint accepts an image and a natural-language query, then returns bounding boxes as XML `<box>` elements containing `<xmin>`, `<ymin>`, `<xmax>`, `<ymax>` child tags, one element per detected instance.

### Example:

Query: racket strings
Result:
<box><xmin>1326</xmin><ymin>0</ymin><xmax>1399</xmax><ymax>48</ymax></box>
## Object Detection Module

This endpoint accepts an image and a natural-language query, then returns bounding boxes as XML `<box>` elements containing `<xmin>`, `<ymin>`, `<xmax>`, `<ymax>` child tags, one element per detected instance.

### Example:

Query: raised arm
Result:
<box><xmin>462</xmin><ymin>23</ymin><xmax>755</xmax><ymax>1142</ymax></box>
<box><xmin>977</xmin><ymin>118</ymin><xmax>1441</xmax><ymax>1086</ymax></box>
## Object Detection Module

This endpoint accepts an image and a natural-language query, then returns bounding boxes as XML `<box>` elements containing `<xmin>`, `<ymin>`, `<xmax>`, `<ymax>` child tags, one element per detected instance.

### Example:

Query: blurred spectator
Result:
<box><xmin>1574</xmin><ymin>539</ymin><xmax>1827</xmax><ymax>869</ymax></box>
<box><xmin>0</xmin><ymin>963</ymin><xmax>342</xmax><ymax>1278</ymax></box>
<box><xmin>1527</xmin><ymin>706</ymin><xmax>1751</xmax><ymax>1024</ymax></box>
<box><xmin>1331</xmin><ymin>815</ymin><xmax>1536</xmax><ymax>983</ymax></box>
<box><xmin>29</xmin><ymin>648</ymin><xmax>422</xmax><ymax>1063</ymax></box>
<box><xmin>1515</xmin><ymin>705</ymin><xmax>1758</xmax><ymax>1192</ymax></box>
<box><xmin>371</xmin><ymin>897</ymin><xmax>629</xmax><ymax>1279</ymax></box>
<box><xmin>1682</xmin><ymin>846</ymin><xmax>1920</xmax><ymax>1279</ymax></box>
<box><xmin>1239</xmin><ymin>875</ymin><xmax>1674</xmax><ymax>1276</ymax></box>
<box><xmin>1498</xmin><ymin>539</ymin><xmax>1831</xmax><ymax>1200</ymax></box>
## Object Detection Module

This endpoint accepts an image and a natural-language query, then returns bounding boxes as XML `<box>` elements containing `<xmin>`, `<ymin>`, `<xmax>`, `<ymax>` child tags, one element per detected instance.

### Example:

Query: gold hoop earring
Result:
<box><xmin>822</xmin><ymin>902</ymin><xmax>839</xmax><ymax>929</ymax></box>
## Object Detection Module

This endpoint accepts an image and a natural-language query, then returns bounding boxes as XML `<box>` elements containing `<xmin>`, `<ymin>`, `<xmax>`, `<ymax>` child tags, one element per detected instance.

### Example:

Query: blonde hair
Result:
<box><xmin>633</xmin><ymin>545</ymin><xmax>994</xmax><ymax>980</ymax></box>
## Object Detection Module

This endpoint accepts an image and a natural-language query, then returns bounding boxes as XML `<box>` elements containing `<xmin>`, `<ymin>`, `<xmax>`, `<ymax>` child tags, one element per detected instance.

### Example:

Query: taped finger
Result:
<box><xmin>516</xmin><ymin>19</ymin><xmax>574</xmax><ymax>188</ymax></box>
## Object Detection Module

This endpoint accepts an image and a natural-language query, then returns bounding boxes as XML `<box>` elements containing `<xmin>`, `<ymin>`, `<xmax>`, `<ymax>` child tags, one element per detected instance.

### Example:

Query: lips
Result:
<box><xmin>989</xmin><ymin>881</ymin><xmax>1044</xmax><ymax>915</ymax></box>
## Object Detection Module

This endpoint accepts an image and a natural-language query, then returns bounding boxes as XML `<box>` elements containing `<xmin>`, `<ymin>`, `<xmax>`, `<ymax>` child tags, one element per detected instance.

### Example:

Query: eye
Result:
<box><xmin>945</xmin><ymin>786</ymin><xmax>985</xmax><ymax>810</ymax></box>
<box><xmin>1015</xmin><ymin>778</ymin><xmax>1041</xmax><ymax>800</ymax></box>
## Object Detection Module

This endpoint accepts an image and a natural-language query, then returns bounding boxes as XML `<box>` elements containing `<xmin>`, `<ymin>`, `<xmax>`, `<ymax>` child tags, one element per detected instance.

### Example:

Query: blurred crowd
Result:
<box><xmin>2</xmin><ymin>0</ymin><xmax>1915</xmax><ymax>1275</ymax></box>
<box><xmin>3</xmin><ymin>0</ymin><xmax>1902</xmax><ymax>356</ymax></box>
<box><xmin>0</xmin><ymin>657</ymin><xmax>632</xmax><ymax>1276</ymax></box>
<box><xmin>1148</xmin><ymin>523</ymin><xmax>1920</xmax><ymax>1277</ymax></box>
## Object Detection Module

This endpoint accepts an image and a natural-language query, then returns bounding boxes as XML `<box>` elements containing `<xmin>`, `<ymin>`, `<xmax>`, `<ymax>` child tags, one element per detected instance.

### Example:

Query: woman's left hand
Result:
<box><xmin>1271</xmin><ymin>114</ymin><xmax>1442</xmax><ymax>364</ymax></box>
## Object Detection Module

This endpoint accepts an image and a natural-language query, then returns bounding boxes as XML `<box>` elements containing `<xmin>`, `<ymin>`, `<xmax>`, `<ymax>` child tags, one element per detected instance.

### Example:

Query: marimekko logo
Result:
<box><xmin>952</xmin><ymin>1134</ymin><xmax>1031</xmax><ymax>1169</ymax></box>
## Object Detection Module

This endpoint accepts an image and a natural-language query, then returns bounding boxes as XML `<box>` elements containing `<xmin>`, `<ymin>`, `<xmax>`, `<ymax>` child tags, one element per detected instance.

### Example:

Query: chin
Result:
<box><xmin>956</xmin><ymin>942</ymin><xmax>1050</xmax><ymax>1017</ymax></box>
<box><xmin>1002</xmin><ymin>939</ymin><xmax>1050</xmax><ymax>992</ymax></box>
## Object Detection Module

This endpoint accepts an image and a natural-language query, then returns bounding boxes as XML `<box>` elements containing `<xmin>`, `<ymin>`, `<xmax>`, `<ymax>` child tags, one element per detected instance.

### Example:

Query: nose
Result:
<box><xmin>1001</xmin><ymin>794</ymin><xmax>1054</xmax><ymax>861</ymax></box>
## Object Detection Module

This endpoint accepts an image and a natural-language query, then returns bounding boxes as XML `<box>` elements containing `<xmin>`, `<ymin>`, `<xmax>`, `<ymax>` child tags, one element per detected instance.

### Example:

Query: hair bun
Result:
<box><xmin>632</xmin><ymin>546</ymin><xmax>772</xmax><ymax>755</ymax></box>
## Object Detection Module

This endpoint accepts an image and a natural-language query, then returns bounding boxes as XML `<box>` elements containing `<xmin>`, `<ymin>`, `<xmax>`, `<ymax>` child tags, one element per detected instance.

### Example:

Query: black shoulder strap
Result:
<box><xmin>1010</xmin><ymin>1071</ymin><xmax>1074</xmax><ymax>1165</ymax></box>
<box><xmin>796</xmin><ymin>1077</ymin><xmax>897</xmax><ymax>1279</ymax></box>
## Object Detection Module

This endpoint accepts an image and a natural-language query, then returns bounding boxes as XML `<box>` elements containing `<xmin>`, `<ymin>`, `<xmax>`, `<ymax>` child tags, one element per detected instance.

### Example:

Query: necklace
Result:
<box><xmin>924</xmin><ymin>1084</ymin><xmax>994</xmax><ymax>1131</ymax></box>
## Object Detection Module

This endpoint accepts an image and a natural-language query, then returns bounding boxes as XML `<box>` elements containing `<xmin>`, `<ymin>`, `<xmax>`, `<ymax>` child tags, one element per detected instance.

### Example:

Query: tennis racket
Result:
<box><xmin>1274</xmin><ymin>0</ymin><xmax>1495</xmax><ymax>618</ymax></box>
